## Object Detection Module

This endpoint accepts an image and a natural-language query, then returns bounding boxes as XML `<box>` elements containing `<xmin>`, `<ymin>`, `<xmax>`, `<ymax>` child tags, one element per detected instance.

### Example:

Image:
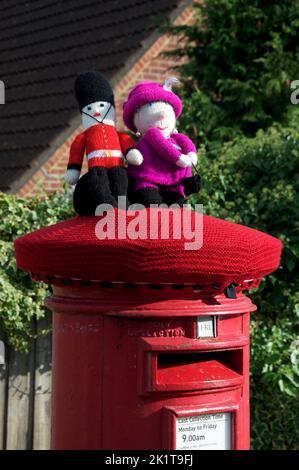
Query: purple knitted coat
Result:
<box><xmin>127</xmin><ymin>128</ymin><xmax>196</xmax><ymax>187</ymax></box>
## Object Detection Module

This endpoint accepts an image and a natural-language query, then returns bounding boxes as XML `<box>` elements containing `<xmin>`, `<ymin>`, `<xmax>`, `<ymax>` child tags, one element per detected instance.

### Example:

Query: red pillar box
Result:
<box><xmin>14</xmin><ymin>209</ymin><xmax>282</xmax><ymax>450</ymax></box>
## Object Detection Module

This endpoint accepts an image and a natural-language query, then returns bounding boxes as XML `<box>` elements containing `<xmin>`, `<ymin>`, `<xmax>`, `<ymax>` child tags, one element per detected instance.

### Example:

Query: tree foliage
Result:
<box><xmin>165</xmin><ymin>0</ymin><xmax>299</xmax><ymax>145</ymax></box>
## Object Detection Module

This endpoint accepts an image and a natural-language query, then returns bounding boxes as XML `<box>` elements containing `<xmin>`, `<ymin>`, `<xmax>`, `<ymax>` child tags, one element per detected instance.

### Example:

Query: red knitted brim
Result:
<box><xmin>14</xmin><ymin>208</ymin><xmax>282</xmax><ymax>291</ymax></box>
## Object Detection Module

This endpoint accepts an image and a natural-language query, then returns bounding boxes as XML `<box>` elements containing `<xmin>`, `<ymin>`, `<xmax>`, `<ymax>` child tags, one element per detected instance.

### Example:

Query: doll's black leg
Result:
<box><xmin>108</xmin><ymin>166</ymin><xmax>129</xmax><ymax>208</ymax></box>
<box><xmin>127</xmin><ymin>177</ymin><xmax>136</xmax><ymax>205</ymax></box>
<box><xmin>131</xmin><ymin>187</ymin><xmax>164</xmax><ymax>207</ymax></box>
<box><xmin>181</xmin><ymin>174</ymin><xmax>201</xmax><ymax>196</ymax></box>
<box><xmin>159</xmin><ymin>189</ymin><xmax>188</xmax><ymax>207</ymax></box>
<box><xmin>73</xmin><ymin>168</ymin><xmax>117</xmax><ymax>215</ymax></box>
<box><xmin>73</xmin><ymin>172</ymin><xmax>91</xmax><ymax>215</ymax></box>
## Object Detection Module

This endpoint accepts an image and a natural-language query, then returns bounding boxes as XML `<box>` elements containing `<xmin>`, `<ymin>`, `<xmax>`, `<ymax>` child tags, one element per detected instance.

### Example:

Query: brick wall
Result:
<box><xmin>18</xmin><ymin>3</ymin><xmax>195</xmax><ymax>198</ymax></box>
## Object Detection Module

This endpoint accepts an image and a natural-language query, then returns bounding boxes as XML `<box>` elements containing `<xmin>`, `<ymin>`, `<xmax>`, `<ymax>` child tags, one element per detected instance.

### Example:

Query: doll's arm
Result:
<box><xmin>173</xmin><ymin>133</ymin><xmax>198</xmax><ymax>165</ymax></box>
<box><xmin>173</xmin><ymin>133</ymin><xmax>196</xmax><ymax>153</ymax></box>
<box><xmin>144</xmin><ymin>128</ymin><xmax>192</xmax><ymax>168</ymax></box>
<box><xmin>144</xmin><ymin>128</ymin><xmax>181</xmax><ymax>163</ymax></box>
<box><xmin>64</xmin><ymin>132</ymin><xmax>86</xmax><ymax>185</ymax></box>
<box><xmin>118</xmin><ymin>132</ymin><xmax>136</xmax><ymax>154</ymax></box>
<box><xmin>118</xmin><ymin>132</ymin><xmax>144</xmax><ymax>166</ymax></box>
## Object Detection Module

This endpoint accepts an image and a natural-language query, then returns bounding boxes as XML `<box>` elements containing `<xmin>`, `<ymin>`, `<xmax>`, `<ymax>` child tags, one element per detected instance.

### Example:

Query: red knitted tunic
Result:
<box><xmin>67</xmin><ymin>124</ymin><xmax>135</xmax><ymax>170</ymax></box>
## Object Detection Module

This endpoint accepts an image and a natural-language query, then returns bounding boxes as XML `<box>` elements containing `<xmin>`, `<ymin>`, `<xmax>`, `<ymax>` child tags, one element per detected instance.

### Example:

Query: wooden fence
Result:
<box><xmin>0</xmin><ymin>313</ymin><xmax>52</xmax><ymax>450</ymax></box>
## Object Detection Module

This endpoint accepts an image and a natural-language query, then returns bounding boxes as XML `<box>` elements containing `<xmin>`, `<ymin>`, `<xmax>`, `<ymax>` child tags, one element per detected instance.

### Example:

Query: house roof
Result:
<box><xmin>0</xmin><ymin>0</ymin><xmax>188</xmax><ymax>193</ymax></box>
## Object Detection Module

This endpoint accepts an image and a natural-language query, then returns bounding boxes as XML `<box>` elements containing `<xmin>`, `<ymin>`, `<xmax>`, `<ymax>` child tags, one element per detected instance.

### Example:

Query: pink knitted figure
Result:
<box><xmin>123</xmin><ymin>78</ymin><xmax>201</xmax><ymax>207</ymax></box>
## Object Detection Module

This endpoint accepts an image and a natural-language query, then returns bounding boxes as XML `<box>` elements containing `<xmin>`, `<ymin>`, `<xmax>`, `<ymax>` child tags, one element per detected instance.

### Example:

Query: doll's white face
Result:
<box><xmin>134</xmin><ymin>101</ymin><xmax>176</xmax><ymax>138</ymax></box>
<box><xmin>81</xmin><ymin>101</ymin><xmax>116</xmax><ymax>129</ymax></box>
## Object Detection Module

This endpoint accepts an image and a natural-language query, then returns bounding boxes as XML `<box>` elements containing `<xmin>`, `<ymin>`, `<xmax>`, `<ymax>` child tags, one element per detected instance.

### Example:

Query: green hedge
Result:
<box><xmin>0</xmin><ymin>190</ymin><xmax>73</xmax><ymax>351</ymax></box>
<box><xmin>251</xmin><ymin>385</ymin><xmax>299</xmax><ymax>450</ymax></box>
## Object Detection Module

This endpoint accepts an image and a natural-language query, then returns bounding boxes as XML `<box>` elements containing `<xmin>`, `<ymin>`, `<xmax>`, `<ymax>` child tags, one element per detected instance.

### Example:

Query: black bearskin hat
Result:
<box><xmin>74</xmin><ymin>71</ymin><xmax>115</xmax><ymax>110</ymax></box>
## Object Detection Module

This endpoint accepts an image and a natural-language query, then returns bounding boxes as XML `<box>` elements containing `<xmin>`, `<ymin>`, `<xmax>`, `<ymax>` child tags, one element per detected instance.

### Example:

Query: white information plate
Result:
<box><xmin>197</xmin><ymin>316</ymin><xmax>217</xmax><ymax>338</ymax></box>
<box><xmin>176</xmin><ymin>412</ymin><xmax>231</xmax><ymax>450</ymax></box>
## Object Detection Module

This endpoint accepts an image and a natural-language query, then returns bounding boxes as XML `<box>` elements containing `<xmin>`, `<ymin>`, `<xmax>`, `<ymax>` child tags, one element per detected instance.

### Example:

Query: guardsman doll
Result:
<box><xmin>64</xmin><ymin>71</ymin><xmax>135</xmax><ymax>214</ymax></box>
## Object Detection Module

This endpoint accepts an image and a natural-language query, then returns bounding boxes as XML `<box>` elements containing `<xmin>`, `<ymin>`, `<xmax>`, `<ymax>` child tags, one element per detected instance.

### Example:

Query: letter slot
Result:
<box><xmin>145</xmin><ymin>349</ymin><xmax>243</xmax><ymax>393</ymax></box>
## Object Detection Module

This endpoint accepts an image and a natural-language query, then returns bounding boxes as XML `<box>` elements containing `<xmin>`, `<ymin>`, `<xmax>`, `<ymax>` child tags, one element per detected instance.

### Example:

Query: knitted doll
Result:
<box><xmin>123</xmin><ymin>78</ymin><xmax>201</xmax><ymax>207</ymax></box>
<box><xmin>64</xmin><ymin>71</ymin><xmax>135</xmax><ymax>215</ymax></box>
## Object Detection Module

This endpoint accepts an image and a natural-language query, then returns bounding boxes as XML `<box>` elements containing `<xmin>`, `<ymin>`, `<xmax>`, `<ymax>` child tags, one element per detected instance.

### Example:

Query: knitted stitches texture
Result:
<box><xmin>127</xmin><ymin>129</ymin><xmax>194</xmax><ymax>186</ymax></box>
<box><xmin>123</xmin><ymin>82</ymin><xmax>182</xmax><ymax>132</ymax></box>
<box><xmin>14</xmin><ymin>209</ymin><xmax>282</xmax><ymax>289</ymax></box>
<box><xmin>75</xmin><ymin>71</ymin><xmax>114</xmax><ymax>111</ymax></box>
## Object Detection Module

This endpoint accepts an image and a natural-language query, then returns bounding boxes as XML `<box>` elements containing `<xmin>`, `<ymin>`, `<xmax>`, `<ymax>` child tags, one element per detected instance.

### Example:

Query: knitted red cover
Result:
<box><xmin>14</xmin><ymin>209</ymin><xmax>282</xmax><ymax>290</ymax></box>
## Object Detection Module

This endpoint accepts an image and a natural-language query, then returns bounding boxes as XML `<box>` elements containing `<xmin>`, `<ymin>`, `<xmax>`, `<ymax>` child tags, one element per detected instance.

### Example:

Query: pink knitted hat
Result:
<box><xmin>123</xmin><ymin>78</ymin><xmax>183</xmax><ymax>132</ymax></box>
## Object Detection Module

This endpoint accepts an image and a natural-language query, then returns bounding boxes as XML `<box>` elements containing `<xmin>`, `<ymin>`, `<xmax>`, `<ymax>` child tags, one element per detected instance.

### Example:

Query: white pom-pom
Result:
<box><xmin>163</xmin><ymin>77</ymin><xmax>181</xmax><ymax>91</ymax></box>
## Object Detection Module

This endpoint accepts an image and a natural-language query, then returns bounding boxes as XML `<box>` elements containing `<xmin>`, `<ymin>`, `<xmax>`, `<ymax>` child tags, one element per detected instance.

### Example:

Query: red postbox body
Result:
<box><xmin>14</xmin><ymin>210</ymin><xmax>282</xmax><ymax>450</ymax></box>
<box><xmin>47</xmin><ymin>285</ymin><xmax>254</xmax><ymax>450</ymax></box>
